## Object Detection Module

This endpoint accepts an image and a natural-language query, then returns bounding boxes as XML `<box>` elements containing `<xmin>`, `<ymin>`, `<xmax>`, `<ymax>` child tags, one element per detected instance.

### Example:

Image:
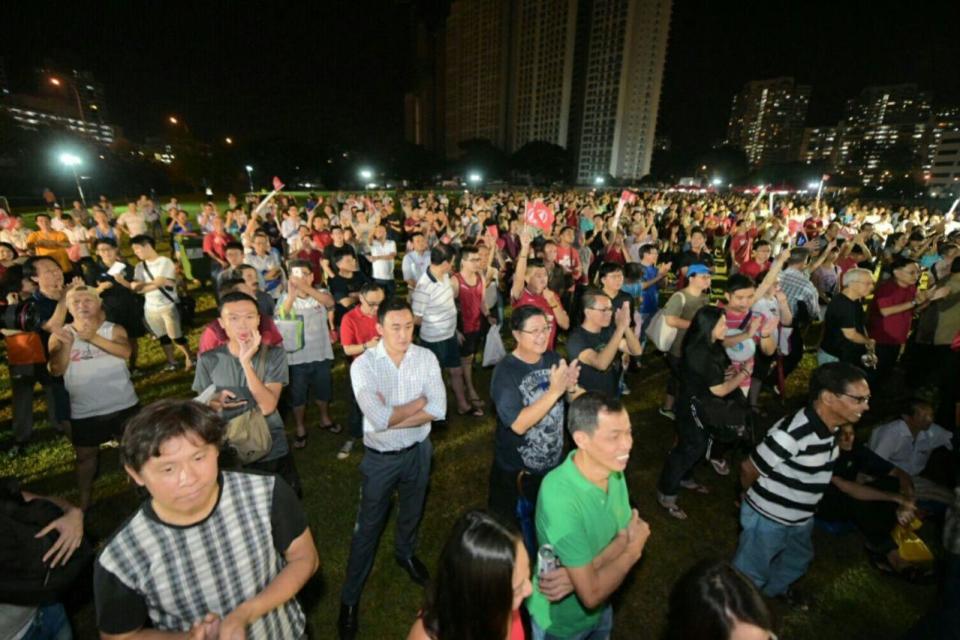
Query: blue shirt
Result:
<box><xmin>639</xmin><ymin>264</ymin><xmax>660</xmax><ymax>314</ymax></box>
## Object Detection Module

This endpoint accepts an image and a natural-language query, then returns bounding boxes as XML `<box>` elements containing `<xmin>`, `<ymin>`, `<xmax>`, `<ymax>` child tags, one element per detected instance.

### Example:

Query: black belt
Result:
<box><xmin>364</xmin><ymin>441</ymin><xmax>421</xmax><ymax>456</ymax></box>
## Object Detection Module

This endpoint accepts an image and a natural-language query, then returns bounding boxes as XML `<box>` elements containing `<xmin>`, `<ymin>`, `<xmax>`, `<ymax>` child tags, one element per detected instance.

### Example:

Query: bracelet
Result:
<box><xmin>760</xmin><ymin>334</ymin><xmax>772</xmax><ymax>339</ymax></box>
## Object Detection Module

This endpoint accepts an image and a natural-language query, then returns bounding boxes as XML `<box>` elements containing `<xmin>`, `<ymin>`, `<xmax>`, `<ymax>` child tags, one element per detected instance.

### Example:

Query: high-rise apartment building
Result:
<box><xmin>441</xmin><ymin>0</ymin><xmax>671</xmax><ymax>182</ymax></box>
<box><xmin>835</xmin><ymin>84</ymin><xmax>932</xmax><ymax>184</ymax></box>
<box><xmin>798</xmin><ymin>126</ymin><xmax>838</xmax><ymax>166</ymax></box>
<box><xmin>725</xmin><ymin>77</ymin><xmax>810</xmax><ymax>167</ymax></box>
<box><xmin>507</xmin><ymin>0</ymin><xmax>578</xmax><ymax>151</ymax></box>
<box><xmin>928</xmin><ymin>129</ymin><xmax>960</xmax><ymax>197</ymax></box>
<box><xmin>443</xmin><ymin>0</ymin><xmax>511</xmax><ymax>158</ymax></box>
<box><xmin>569</xmin><ymin>0</ymin><xmax>671</xmax><ymax>183</ymax></box>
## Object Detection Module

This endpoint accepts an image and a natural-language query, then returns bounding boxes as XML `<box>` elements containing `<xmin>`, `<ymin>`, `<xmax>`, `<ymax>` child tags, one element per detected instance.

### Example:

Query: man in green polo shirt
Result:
<box><xmin>527</xmin><ymin>392</ymin><xmax>651</xmax><ymax>639</ymax></box>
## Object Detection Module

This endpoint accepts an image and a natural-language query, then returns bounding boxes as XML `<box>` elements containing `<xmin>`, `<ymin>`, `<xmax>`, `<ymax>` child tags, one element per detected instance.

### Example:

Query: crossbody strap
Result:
<box><xmin>141</xmin><ymin>261</ymin><xmax>177</xmax><ymax>305</ymax></box>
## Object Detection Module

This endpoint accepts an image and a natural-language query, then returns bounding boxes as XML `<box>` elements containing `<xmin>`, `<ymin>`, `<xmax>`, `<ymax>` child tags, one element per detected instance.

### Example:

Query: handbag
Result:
<box><xmin>646</xmin><ymin>292</ymin><xmax>685</xmax><ymax>352</ymax></box>
<box><xmin>892</xmin><ymin>518</ymin><xmax>934</xmax><ymax>563</ymax></box>
<box><xmin>224</xmin><ymin>347</ymin><xmax>273</xmax><ymax>463</ymax></box>
<box><xmin>141</xmin><ymin>260</ymin><xmax>195</xmax><ymax>328</ymax></box>
<box><xmin>690</xmin><ymin>394</ymin><xmax>751</xmax><ymax>444</ymax></box>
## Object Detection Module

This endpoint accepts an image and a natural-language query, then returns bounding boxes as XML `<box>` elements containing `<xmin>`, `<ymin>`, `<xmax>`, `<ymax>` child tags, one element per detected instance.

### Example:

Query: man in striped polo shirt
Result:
<box><xmin>734</xmin><ymin>362</ymin><xmax>870</xmax><ymax>601</ymax></box>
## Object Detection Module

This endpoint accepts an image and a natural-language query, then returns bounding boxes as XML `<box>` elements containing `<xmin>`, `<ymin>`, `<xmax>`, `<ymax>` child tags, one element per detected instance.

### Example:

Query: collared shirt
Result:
<box><xmin>401</xmin><ymin>250</ymin><xmax>431</xmax><ymax>283</ymax></box>
<box><xmin>747</xmin><ymin>405</ymin><xmax>839</xmax><ymax>525</ymax></box>
<box><xmin>867</xmin><ymin>419</ymin><xmax>954</xmax><ymax>476</ymax></box>
<box><xmin>778</xmin><ymin>267</ymin><xmax>821</xmax><ymax>321</ymax></box>
<box><xmin>411</xmin><ymin>269</ymin><xmax>457</xmax><ymax>342</ymax></box>
<box><xmin>350</xmin><ymin>342</ymin><xmax>446</xmax><ymax>452</ymax></box>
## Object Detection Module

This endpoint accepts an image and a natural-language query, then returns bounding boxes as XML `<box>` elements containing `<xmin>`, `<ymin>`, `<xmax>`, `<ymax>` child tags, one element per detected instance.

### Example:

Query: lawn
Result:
<box><xmin>0</xmin><ymin>204</ymin><xmax>941</xmax><ymax>639</ymax></box>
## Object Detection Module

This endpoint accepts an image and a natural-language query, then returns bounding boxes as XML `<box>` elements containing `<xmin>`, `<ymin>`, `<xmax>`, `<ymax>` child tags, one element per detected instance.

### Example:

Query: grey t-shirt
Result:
<box><xmin>193</xmin><ymin>345</ymin><xmax>290</xmax><ymax>460</ymax></box>
<box><xmin>663</xmin><ymin>290</ymin><xmax>709</xmax><ymax>357</ymax></box>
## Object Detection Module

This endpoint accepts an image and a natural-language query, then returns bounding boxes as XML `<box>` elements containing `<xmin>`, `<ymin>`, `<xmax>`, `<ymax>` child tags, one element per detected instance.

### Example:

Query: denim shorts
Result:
<box><xmin>288</xmin><ymin>360</ymin><xmax>333</xmax><ymax>407</ymax></box>
<box><xmin>421</xmin><ymin>335</ymin><xmax>461</xmax><ymax>369</ymax></box>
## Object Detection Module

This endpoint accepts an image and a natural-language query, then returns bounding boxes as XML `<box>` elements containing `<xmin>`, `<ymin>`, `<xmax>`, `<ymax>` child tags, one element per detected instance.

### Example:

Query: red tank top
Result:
<box><xmin>454</xmin><ymin>272</ymin><xmax>485</xmax><ymax>333</ymax></box>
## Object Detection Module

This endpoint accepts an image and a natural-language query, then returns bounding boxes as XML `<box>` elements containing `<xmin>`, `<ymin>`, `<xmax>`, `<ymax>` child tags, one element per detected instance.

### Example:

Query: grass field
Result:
<box><xmin>0</xmin><ymin>207</ymin><xmax>942</xmax><ymax>639</ymax></box>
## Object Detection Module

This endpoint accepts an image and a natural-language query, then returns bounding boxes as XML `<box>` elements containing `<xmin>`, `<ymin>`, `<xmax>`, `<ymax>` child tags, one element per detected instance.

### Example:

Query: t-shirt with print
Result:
<box><xmin>192</xmin><ymin>345</ymin><xmax>290</xmax><ymax>461</ymax></box>
<box><xmin>566</xmin><ymin>325</ymin><xmax>620</xmax><ymax>397</ymax></box>
<box><xmin>134</xmin><ymin>256</ymin><xmax>178</xmax><ymax>309</ymax></box>
<box><xmin>490</xmin><ymin>351</ymin><xmax>565</xmax><ymax>475</ymax></box>
<box><xmin>276</xmin><ymin>292</ymin><xmax>334</xmax><ymax>365</ymax></box>
<box><xmin>663</xmin><ymin>290</ymin><xmax>709</xmax><ymax>357</ymax></box>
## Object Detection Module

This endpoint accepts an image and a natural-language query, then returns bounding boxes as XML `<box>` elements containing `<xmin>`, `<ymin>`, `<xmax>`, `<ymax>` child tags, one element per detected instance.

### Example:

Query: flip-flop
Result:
<box><xmin>457</xmin><ymin>406</ymin><xmax>485</xmax><ymax>417</ymax></box>
<box><xmin>680</xmin><ymin>479</ymin><xmax>711</xmax><ymax>494</ymax></box>
<box><xmin>294</xmin><ymin>434</ymin><xmax>308</xmax><ymax>449</ymax></box>
<box><xmin>319</xmin><ymin>422</ymin><xmax>343</xmax><ymax>434</ymax></box>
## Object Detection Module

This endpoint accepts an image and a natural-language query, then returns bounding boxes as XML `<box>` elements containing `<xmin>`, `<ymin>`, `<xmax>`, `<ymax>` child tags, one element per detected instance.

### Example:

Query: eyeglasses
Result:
<box><xmin>838</xmin><ymin>392</ymin><xmax>871</xmax><ymax>405</ymax></box>
<box><xmin>519</xmin><ymin>326</ymin><xmax>551</xmax><ymax>336</ymax></box>
<box><xmin>361</xmin><ymin>297</ymin><xmax>382</xmax><ymax>308</ymax></box>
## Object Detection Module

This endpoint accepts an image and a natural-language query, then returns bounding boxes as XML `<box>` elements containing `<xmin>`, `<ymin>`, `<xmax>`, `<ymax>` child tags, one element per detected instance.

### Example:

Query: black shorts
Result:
<box><xmin>421</xmin><ymin>335</ymin><xmax>461</xmax><ymax>369</ymax></box>
<box><xmin>459</xmin><ymin>330</ymin><xmax>482</xmax><ymax>358</ymax></box>
<box><xmin>69</xmin><ymin>404</ymin><xmax>139</xmax><ymax>448</ymax></box>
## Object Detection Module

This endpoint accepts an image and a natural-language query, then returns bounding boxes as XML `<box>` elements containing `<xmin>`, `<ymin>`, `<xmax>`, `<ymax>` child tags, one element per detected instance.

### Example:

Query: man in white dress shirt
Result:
<box><xmin>338</xmin><ymin>298</ymin><xmax>446</xmax><ymax>640</ymax></box>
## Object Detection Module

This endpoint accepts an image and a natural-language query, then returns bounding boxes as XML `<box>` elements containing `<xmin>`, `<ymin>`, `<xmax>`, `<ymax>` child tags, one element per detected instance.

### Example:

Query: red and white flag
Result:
<box><xmin>272</xmin><ymin>176</ymin><xmax>285</xmax><ymax>191</ymax></box>
<box><xmin>524</xmin><ymin>200</ymin><xmax>555</xmax><ymax>231</ymax></box>
<box><xmin>612</xmin><ymin>190</ymin><xmax>638</xmax><ymax>231</ymax></box>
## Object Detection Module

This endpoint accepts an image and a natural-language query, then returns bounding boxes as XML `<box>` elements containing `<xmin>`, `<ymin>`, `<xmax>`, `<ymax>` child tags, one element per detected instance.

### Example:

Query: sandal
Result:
<box><xmin>319</xmin><ymin>422</ymin><xmax>343</xmax><ymax>435</ymax></box>
<box><xmin>294</xmin><ymin>434</ymin><xmax>308</xmax><ymax>449</ymax></box>
<box><xmin>680</xmin><ymin>479</ymin><xmax>710</xmax><ymax>494</ymax></box>
<box><xmin>657</xmin><ymin>493</ymin><xmax>688</xmax><ymax>520</ymax></box>
<box><xmin>457</xmin><ymin>406</ymin><xmax>485</xmax><ymax>417</ymax></box>
<box><xmin>468</xmin><ymin>395</ymin><xmax>485</xmax><ymax>408</ymax></box>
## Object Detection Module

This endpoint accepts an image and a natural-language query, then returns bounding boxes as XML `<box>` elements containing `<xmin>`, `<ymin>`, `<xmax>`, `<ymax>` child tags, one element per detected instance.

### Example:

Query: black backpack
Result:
<box><xmin>0</xmin><ymin>479</ymin><xmax>93</xmax><ymax>605</ymax></box>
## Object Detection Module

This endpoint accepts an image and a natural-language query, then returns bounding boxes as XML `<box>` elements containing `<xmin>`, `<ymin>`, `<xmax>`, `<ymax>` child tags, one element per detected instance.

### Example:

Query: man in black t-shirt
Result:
<box><xmin>820</xmin><ymin>268</ymin><xmax>875</xmax><ymax>366</ymax></box>
<box><xmin>328</xmin><ymin>247</ymin><xmax>370</xmax><ymax>327</ymax></box>
<box><xmin>321</xmin><ymin>226</ymin><xmax>357</xmax><ymax>279</ymax></box>
<box><xmin>487</xmin><ymin>306</ymin><xmax>583</xmax><ymax>530</ymax></box>
<box><xmin>677</xmin><ymin>227</ymin><xmax>715</xmax><ymax>282</ymax></box>
<box><xmin>567</xmin><ymin>290</ymin><xmax>642</xmax><ymax>397</ymax></box>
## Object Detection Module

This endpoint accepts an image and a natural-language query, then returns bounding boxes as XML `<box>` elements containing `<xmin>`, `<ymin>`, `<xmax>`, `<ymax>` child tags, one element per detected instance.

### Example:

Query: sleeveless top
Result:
<box><xmin>64</xmin><ymin>321</ymin><xmax>139</xmax><ymax>419</ymax></box>
<box><xmin>454</xmin><ymin>272</ymin><xmax>484</xmax><ymax>333</ymax></box>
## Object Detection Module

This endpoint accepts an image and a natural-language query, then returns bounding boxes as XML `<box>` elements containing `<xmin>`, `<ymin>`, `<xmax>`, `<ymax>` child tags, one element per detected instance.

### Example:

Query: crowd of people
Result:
<box><xmin>1</xmin><ymin>186</ymin><xmax>959</xmax><ymax>639</ymax></box>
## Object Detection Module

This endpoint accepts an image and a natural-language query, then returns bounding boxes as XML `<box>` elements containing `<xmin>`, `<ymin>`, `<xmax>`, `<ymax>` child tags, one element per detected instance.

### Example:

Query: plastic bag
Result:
<box><xmin>482</xmin><ymin>325</ymin><xmax>507</xmax><ymax>367</ymax></box>
<box><xmin>892</xmin><ymin>518</ymin><xmax>934</xmax><ymax>563</ymax></box>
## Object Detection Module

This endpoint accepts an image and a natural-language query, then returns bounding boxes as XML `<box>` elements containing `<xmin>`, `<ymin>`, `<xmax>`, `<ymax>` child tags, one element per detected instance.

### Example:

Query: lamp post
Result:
<box><xmin>468</xmin><ymin>172</ymin><xmax>482</xmax><ymax>186</ymax></box>
<box><xmin>49</xmin><ymin>76</ymin><xmax>85</xmax><ymax>124</ymax></box>
<box><xmin>59</xmin><ymin>153</ymin><xmax>85</xmax><ymax>206</ymax></box>
<box><xmin>245</xmin><ymin>165</ymin><xmax>254</xmax><ymax>192</ymax></box>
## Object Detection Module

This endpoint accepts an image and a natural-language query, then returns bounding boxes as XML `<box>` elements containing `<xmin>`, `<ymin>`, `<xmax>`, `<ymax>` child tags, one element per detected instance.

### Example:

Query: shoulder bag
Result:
<box><xmin>224</xmin><ymin>347</ymin><xmax>273</xmax><ymax>463</ymax></box>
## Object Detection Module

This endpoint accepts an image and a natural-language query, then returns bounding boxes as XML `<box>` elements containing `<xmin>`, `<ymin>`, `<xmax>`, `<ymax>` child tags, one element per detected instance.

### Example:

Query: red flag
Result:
<box><xmin>272</xmin><ymin>176</ymin><xmax>285</xmax><ymax>191</ymax></box>
<box><xmin>620</xmin><ymin>189</ymin><xmax>638</xmax><ymax>204</ymax></box>
<box><xmin>821</xmin><ymin>174</ymin><xmax>830</xmax><ymax>181</ymax></box>
<box><xmin>524</xmin><ymin>200</ymin><xmax>555</xmax><ymax>231</ymax></box>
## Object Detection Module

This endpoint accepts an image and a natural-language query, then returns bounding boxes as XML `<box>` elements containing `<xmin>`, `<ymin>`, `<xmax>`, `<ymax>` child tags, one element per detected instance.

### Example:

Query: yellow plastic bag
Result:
<box><xmin>892</xmin><ymin>518</ymin><xmax>934</xmax><ymax>563</ymax></box>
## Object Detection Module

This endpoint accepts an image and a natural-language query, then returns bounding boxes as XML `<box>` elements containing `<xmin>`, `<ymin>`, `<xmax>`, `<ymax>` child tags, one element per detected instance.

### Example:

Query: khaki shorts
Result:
<box><xmin>144</xmin><ymin>304</ymin><xmax>183</xmax><ymax>339</ymax></box>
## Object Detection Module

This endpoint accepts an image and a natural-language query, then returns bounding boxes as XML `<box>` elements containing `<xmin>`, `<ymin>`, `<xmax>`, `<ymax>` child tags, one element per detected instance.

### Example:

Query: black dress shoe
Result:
<box><xmin>396</xmin><ymin>555</ymin><xmax>430</xmax><ymax>586</ymax></box>
<box><xmin>338</xmin><ymin>602</ymin><xmax>359</xmax><ymax>640</ymax></box>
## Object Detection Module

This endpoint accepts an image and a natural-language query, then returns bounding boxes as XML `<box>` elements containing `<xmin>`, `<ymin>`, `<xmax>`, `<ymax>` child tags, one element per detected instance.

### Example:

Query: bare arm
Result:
<box><xmin>740</xmin><ymin>457</ymin><xmax>761</xmax><ymax>490</ymax></box>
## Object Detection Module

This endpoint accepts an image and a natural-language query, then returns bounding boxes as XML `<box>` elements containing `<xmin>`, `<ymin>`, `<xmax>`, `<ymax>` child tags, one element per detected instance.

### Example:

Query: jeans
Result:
<box><xmin>23</xmin><ymin>603</ymin><xmax>72</xmax><ymax>640</ymax></box>
<box><xmin>732</xmin><ymin>501</ymin><xmax>814</xmax><ymax>597</ymax></box>
<box><xmin>531</xmin><ymin>604</ymin><xmax>613</xmax><ymax>640</ymax></box>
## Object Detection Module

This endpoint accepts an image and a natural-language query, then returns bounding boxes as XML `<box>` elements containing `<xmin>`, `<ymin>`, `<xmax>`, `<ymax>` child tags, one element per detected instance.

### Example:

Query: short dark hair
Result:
<box><xmin>359</xmin><ymin>282</ymin><xmax>384</xmax><ymax>297</ymax></box>
<box><xmin>510</xmin><ymin>305</ymin><xmax>548</xmax><ymax>332</ymax></box>
<box><xmin>218</xmin><ymin>291</ymin><xmax>259</xmax><ymax>315</ymax></box>
<box><xmin>809</xmin><ymin>362</ymin><xmax>867</xmax><ymax>403</ymax></box>
<box><xmin>567</xmin><ymin>392</ymin><xmax>625</xmax><ymax>436</ymax></box>
<box><xmin>430</xmin><ymin>244</ymin><xmax>454</xmax><ymax>265</ymax></box>
<box><xmin>598</xmin><ymin>262</ymin><xmax>624</xmax><ymax>280</ymax></box>
<box><xmin>217</xmin><ymin>276</ymin><xmax>247</xmax><ymax>295</ymax></box>
<box><xmin>902</xmin><ymin>397</ymin><xmax>933</xmax><ymax>418</ymax></box>
<box><xmin>689</xmin><ymin>226</ymin><xmax>705</xmax><ymax>238</ymax></box>
<box><xmin>130</xmin><ymin>234</ymin><xmax>155</xmax><ymax>247</ymax></box>
<box><xmin>377</xmin><ymin>297</ymin><xmax>413</xmax><ymax>324</ymax></box>
<box><xmin>225</xmin><ymin>241</ymin><xmax>244</xmax><ymax>253</ymax></box>
<box><xmin>725</xmin><ymin>273</ymin><xmax>756</xmax><ymax>293</ymax></box>
<box><xmin>640</xmin><ymin>243</ymin><xmax>658</xmax><ymax>258</ymax></box>
<box><xmin>287</xmin><ymin>259</ymin><xmax>313</xmax><ymax>273</ymax></box>
<box><xmin>333</xmin><ymin>246</ymin><xmax>355</xmax><ymax>264</ymax></box>
<box><xmin>121</xmin><ymin>399</ymin><xmax>224</xmax><ymax>473</ymax></box>
<box><xmin>94</xmin><ymin>237</ymin><xmax>118</xmax><ymax>249</ymax></box>
<box><xmin>0</xmin><ymin>241</ymin><xmax>15</xmax><ymax>254</ymax></box>
<box><xmin>786</xmin><ymin>248</ymin><xmax>810</xmax><ymax>267</ymax></box>
<box><xmin>24</xmin><ymin>255</ymin><xmax>61</xmax><ymax>280</ymax></box>
<box><xmin>753</xmin><ymin>239</ymin><xmax>770</xmax><ymax>251</ymax></box>
<box><xmin>581</xmin><ymin>288</ymin><xmax>610</xmax><ymax>311</ymax></box>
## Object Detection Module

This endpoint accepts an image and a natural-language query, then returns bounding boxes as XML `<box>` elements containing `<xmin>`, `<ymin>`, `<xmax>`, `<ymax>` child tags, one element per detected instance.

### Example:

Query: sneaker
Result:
<box><xmin>163</xmin><ymin>363</ymin><xmax>178</xmax><ymax>372</ymax></box>
<box><xmin>337</xmin><ymin>439</ymin><xmax>355</xmax><ymax>460</ymax></box>
<box><xmin>709</xmin><ymin>458</ymin><xmax>730</xmax><ymax>476</ymax></box>
<box><xmin>658</xmin><ymin>407</ymin><xmax>676</xmax><ymax>421</ymax></box>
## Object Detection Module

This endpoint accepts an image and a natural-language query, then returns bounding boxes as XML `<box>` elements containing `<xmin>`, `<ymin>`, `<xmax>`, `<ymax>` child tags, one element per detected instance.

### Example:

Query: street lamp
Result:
<box><xmin>59</xmin><ymin>153</ymin><xmax>85</xmax><ymax>206</ymax></box>
<box><xmin>468</xmin><ymin>172</ymin><xmax>482</xmax><ymax>185</ymax></box>
<box><xmin>168</xmin><ymin>116</ymin><xmax>179</xmax><ymax>125</ymax></box>
<box><xmin>49</xmin><ymin>76</ymin><xmax>85</xmax><ymax>123</ymax></box>
<box><xmin>359</xmin><ymin>168</ymin><xmax>374</xmax><ymax>181</ymax></box>
<box><xmin>594</xmin><ymin>176</ymin><xmax>605</xmax><ymax>185</ymax></box>
<box><xmin>225</xmin><ymin>137</ymin><xmax>233</xmax><ymax>145</ymax></box>
<box><xmin>245</xmin><ymin>165</ymin><xmax>254</xmax><ymax>192</ymax></box>
<box><xmin>711</xmin><ymin>177</ymin><xmax>723</xmax><ymax>186</ymax></box>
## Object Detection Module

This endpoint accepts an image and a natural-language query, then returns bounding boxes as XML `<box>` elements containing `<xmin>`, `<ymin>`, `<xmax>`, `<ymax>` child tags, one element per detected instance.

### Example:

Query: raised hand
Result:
<box><xmin>548</xmin><ymin>360</ymin><xmax>570</xmax><ymax>396</ymax></box>
<box><xmin>615</xmin><ymin>301</ymin><xmax>631</xmax><ymax>329</ymax></box>
<box><xmin>562</xmin><ymin>359</ymin><xmax>581</xmax><ymax>390</ymax></box>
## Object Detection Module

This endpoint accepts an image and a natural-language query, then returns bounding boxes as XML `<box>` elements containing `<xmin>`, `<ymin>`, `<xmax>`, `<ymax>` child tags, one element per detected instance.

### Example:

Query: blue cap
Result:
<box><xmin>687</xmin><ymin>264</ymin><xmax>712</xmax><ymax>277</ymax></box>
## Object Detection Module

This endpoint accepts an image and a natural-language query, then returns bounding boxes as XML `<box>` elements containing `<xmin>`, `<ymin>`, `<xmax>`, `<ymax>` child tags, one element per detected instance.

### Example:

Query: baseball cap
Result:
<box><xmin>687</xmin><ymin>264</ymin><xmax>712</xmax><ymax>277</ymax></box>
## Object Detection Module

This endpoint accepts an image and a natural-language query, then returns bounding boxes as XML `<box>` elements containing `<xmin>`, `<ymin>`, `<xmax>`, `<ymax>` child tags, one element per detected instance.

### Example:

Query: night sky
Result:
<box><xmin>2</xmin><ymin>0</ymin><xmax>959</xmax><ymax>164</ymax></box>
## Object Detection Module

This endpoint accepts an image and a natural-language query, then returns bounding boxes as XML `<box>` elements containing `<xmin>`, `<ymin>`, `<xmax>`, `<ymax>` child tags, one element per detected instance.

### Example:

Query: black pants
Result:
<box><xmin>782</xmin><ymin>325</ymin><xmax>806</xmax><ymax>379</ymax></box>
<box><xmin>247</xmin><ymin>452</ymin><xmax>303</xmax><ymax>498</ymax></box>
<box><xmin>487</xmin><ymin>462</ymin><xmax>544</xmax><ymax>527</ymax></box>
<box><xmin>347</xmin><ymin>369</ymin><xmax>364</xmax><ymax>440</ymax></box>
<box><xmin>819</xmin><ymin>476</ymin><xmax>900</xmax><ymax>554</ymax></box>
<box><xmin>341</xmin><ymin>439</ymin><xmax>432</xmax><ymax>606</ymax></box>
<box><xmin>873</xmin><ymin>343</ymin><xmax>902</xmax><ymax>386</ymax></box>
<box><xmin>657</xmin><ymin>397</ymin><xmax>709</xmax><ymax>497</ymax></box>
